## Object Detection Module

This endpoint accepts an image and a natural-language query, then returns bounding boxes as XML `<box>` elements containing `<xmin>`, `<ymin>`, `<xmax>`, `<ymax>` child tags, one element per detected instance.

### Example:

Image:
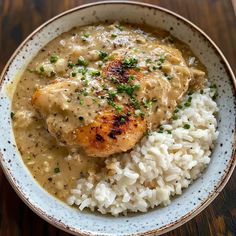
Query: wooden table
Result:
<box><xmin>0</xmin><ymin>0</ymin><xmax>236</xmax><ymax>235</ymax></box>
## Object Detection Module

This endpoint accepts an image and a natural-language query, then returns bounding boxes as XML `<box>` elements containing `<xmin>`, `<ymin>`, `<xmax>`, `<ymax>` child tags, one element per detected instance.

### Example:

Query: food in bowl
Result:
<box><xmin>12</xmin><ymin>23</ymin><xmax>218</xmax><ymax>216</ymax></box>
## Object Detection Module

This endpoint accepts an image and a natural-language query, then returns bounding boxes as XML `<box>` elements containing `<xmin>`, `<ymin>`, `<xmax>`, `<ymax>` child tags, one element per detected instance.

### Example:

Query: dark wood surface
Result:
<box><xmin>0</xmin><ymin>0</ymin><xmax>236</xmax><ymax>235</ymax></box>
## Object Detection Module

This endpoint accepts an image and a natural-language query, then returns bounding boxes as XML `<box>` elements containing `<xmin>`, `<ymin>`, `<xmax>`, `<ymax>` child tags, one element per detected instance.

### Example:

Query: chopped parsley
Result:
<box><xmin>83</xmin><ymin>33</ymin><xmax>90</xmax><ymax>38</ymax></box>
<box><xmin>10</xmin><ymin>111</ymin><xmax>15</xmax><ymax>119</ymax></box>
<box><xmin>99</xmin><ymin>51</ymin><xmax>109</xmax><ymax>61</ymax></box>
<box><xmin>78</xmin><ymin>68</ymin><xmax>87</xmax><ymax>75</ymax></box>
<box><xmin>79</xmin><ymin>100</ymin><xmax>84</xmax><ymax>105</ymax></box>
<box><xmin>71</xmin><ymin>71</ymin><xmax>77</xmax><ymax>77</ymax></box>
<box><xmin>50</xmin><ymin>55</ymin><xmax>59</xmax><ymax>63</ymax></box>
<box><xmin>174</xmin><ymin>108</ymin><xmax>179</xmax><ymax>113</ymax></box>
<box><xmin>117</xmin><ymin>83</ymin><xmax>140</xmax><ymax>96</ymax></box>
<box><xmin>183</xmin><ymin>97</ymin><xmax>192</xmax><ymax>107</ymax></box>
<box><xmin>108</xmin><ymin>100</ymin><xmax>123</xmax><ymax>113</ymax></box>
<box><xmin>172</xmin><ymin>115</ymin><xmax>178</xmax><ymax>120</ymax></box>
<box><xmin>128</xmin><ymin>74</ymin><xmax>136</xmax><ymax>82</ymax></box>
<box><xmin>166</xmin><ymin>75</ymin><xmax>173</xmax><ymax>81</ymax></box>
<box><xmin>159</xmin><ymin>55</ymin><xmax>165</xmax><ymax>63</ymax></box>
<box><xmin>97</xmin><ymin>61</ymin><xmax>103</xmax><ymax>68</ymax></box>
<box><xmin>77</xmin><ymin>56</ymin><xmax>89</xmax><ymax>66</ymax></box>
<box><xmin>83</xmin><ymin>91</ymin><xmax>88</xmax><ymax>96</ymax></box>
<box><xmin>183</xmin><ymin>124</ymin><xmax>191</xmax><ymax>129</ymax></box>
<box><xmin>210</xmin><ymin>84</ymin><xmax>217</xmax><ymax>89</ymax></box>
<box><xmin>54</xmin><ymin>167</ymin><xmax>60</xmax><ymax>173</ymax></box>
<box><xmin>122</xmin><ymin>58</ymin><xmax>138</xmax><ymax>68</ymax></box>
<box><xmin>140</xmin><ymin>110</ymin><xmax>145</xmax><ymax>118</ymax></box>
<box><xmin>108</xmin><ymin>91</ymin><xmax>117</xmax><ymax>100</ymax></box>
<box><xmin>111</xmin><ymin>34</ymin><xmax>117</xmax><ymax>38</ymax></box>
<box><xmin>156</xmin><ymin>54</ymin><xmax>166</xmax><ymax>69</ymax></box>
<box><xmin>130</xmin><ymin>96</ymin><xmax>141</xmax><ymax>109</ymax></box>
<box><xmin>115</xmin><ymin>25</ymin><xmax>124</xmax><ymax>31</ymax></box>
<box><xmin>67</xmin><ymin>61</ymin><xmax>75</xmax><ymax>68</ymax></box>
<box><xmin>134</xmin><ymin>109</ymin><xmax>142</xmax><ymax>117</ymax></box>
<box><xmin>146</xmin><ymin>58</ymin><xmax>152</xmax><ymax>63</ymax></box>
<box><xmin>39</xmin><ymin>66</ymin><xmax>45</xmax><ymax>72</ymax></box>
<box><xmin>90</xmin><ymin>70</ymin><xmax>101</xmax><ymax>76</ymax></box>
<box><xmin>144</xmin><ymin>100</ymin><xmax>153</xmax><ymax>108</ymax></box>
<box><xmin>83</xmin><ymin>80</ymin><xmax>89</xmax><ymax>86</ymax></box>
<box><xmin>120</xmin><ymin>117</ymin><xmax>126</xmax><ymax>124</ymax></box>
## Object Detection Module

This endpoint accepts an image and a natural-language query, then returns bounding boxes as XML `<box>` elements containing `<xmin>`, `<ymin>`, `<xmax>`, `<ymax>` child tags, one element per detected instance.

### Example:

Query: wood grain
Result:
<box><xmin>0</xmin><ymin>0</ymin><xmax>236</xmax><ymax>235</ymax></box>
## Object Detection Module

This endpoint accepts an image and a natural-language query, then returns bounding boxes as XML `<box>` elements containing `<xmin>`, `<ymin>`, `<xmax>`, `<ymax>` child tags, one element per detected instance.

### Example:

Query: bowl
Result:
<box><xmin>0</xmin><ymin>1</ymin><xmax>235</xmax><ymax>235</ymax></box>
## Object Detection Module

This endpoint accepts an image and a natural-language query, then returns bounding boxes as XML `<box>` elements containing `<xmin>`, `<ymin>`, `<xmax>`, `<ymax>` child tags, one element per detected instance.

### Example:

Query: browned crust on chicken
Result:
<box><xmin>103</xmin><ymin>59</ymin><xmax>142</xmax><ymax>83</ymax></box>
<box><xmin>74</xmin><ymin>107</ymin><xmax>146</xmax><ymax>157</ymax></box>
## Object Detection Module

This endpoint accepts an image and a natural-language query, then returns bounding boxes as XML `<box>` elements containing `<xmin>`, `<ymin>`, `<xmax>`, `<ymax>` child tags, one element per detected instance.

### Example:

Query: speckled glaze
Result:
<box><xmin>0</xmin><ymin>1</ymin><xmax>235</xmax><ymax>235</ymax></box>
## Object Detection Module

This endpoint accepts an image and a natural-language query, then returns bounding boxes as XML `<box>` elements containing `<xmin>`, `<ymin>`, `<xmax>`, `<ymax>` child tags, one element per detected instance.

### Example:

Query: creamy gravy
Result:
<box><xmin>12</xmin><ymin>23</ymin><xmax>206</xmax><ymax>201</ymax></box>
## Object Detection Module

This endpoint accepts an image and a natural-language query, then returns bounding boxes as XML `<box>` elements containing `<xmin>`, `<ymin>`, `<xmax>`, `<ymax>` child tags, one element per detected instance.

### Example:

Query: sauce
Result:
<box><xmin>12</xmin><ymin>23</ymin><xmax>206</xmax><ymax>201</ymax></box>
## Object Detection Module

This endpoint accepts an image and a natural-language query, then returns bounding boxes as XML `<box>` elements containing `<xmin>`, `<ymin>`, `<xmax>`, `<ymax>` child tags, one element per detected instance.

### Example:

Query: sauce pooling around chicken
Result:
<box><xmin>12</xmin><ymin>23</ymin><xmax>206</xmax><ymax>201</ymax></box>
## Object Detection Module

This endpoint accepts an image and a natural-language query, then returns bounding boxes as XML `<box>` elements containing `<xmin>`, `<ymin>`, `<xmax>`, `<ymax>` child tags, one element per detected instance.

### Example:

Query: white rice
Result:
<box><xmin>67</xmin><ymin>88</ymin><xmax>219</xmax><ymax>216</ymax></box>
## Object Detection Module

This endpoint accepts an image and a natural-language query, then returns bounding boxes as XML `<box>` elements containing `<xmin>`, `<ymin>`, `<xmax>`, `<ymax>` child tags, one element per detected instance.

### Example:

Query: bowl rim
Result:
<box><xmin>0</xmin><ymin>1</ymin><xmax>235</xmax><ymax>236</ymax></box>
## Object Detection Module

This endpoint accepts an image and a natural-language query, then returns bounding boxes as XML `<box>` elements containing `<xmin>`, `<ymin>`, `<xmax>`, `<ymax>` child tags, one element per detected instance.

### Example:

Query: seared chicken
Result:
<box><xmin>32</xmin><ymin>45</ymin><xmax>205</xmax><ymax>157</ymax></box>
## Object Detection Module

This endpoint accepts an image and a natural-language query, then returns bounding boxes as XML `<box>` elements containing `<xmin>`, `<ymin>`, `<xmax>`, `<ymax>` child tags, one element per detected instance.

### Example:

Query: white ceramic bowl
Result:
<box><xmin>0</xmin><ymin>1</ymin><xmax>235</xmax><ymax>235</ymax></box>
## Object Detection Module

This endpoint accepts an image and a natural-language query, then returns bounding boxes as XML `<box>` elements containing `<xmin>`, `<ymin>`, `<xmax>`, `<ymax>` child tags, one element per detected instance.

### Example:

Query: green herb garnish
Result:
<box><xmin>97</xmin><ymin>61</ymin><xmax>103</xmax><ymax>68</ymax></box>
<box><xmin>39</xmin><ymin>66</ymin><xmax>45</xmax><ymax>72</ymax></box>
<box><xmin>144</xmin><ymin>100</ymin><xmax>153</xmax><ymax>108</ymax></box>
<box><xmin>123</xmin><ymin>58</ymin><xmax>138</xmax><ymax>68</ymax></box>
<box><xmin>108</xmin><ymin>91</ymin><xmax>117</xmax><ymax>100</ymax></box>
<box><xmin>117</xmin><ymin>83</ymin><xmax>140</xmax><ymax>96</ymax></box>
<box><xmin>183</xmin><ymin>124</ymin><xmax>191</xmax><ymax>129</ymax></box>
<box><xmin>83</xmin><ymin>91</ymin><xmax>88</xmax><ymax>96</ymax></box>
<box><xmin>90</xmin><ymin>70</ymin><xmax>101</xmax><ymax>76</ymax></box>
<box><xmin>10</xmin><ymin>111</ymin><xmax>15</xmax><ymax>119</ymax></box>
<box><xmin>83</xmin><ymin>33</ymin><xmax>90</xmax><ymax>38</ymax></box>
<box><xmin>108</xmin><ymin>100</ymin><xmax>123</xmax><ymax>113</ymax></box>
<box><xmin>99</xmin><ymin>51</ymin><xmax>109</xmax><ymax>61</ymax></box>
<box><xmin>172</xmin><ymin>115</ymin><xmax>178</xmax><ymax>120</ymax></box>
<box><xmin>54</xmin><ymin>167</ymin><xmax>60</xmax><ymax>173</ymax></box>
<box><xmin>166</xmin><ymin>75</ymin><xmax>173</xmax><ymax>81</ymax></box>
<box><xmin>115</xmin><ymin>25</ymin><xmax>124</xmax><ymax>31</ymax></box>
<box><xmin>77</xmin><ymin>56</ymin><xmax>89</xmax><ymax>66</ymax></box>
<box><xmin>184</xmin><ymin>101</ymin><xmax>191</xmax><ymax>107</ymax></box>
<box><xmin>146</xmin><ymin>58</ymin><xmax>152</xmax><ymax>63</ymax></box>
<box><xmin>120</xmin><ymin>117</ymin><xmax>126</xmax><ymax>124</ymax></box>
<box><xmin>67</xmin><ymin>61</ymin><xmax>75</xmax><ymax>68</ymax></box>
<box><xmin>50</xmin><ymin>55</ymin><xmax>59</xmax><ymax>63</ymax></box>
<box><xmin>130</xmin><ymin>97</ymin><xmax>141</xmax><ymax>109</ymax></box>
<box><xmin>71</xmin><ymin>72</ymin><xmax>77</xmax><ymax>77</ymax></box>
<box><xmin>128</xmin><ymin>75</ymin><xmax>136</xmax><ymax>82</ymax></box>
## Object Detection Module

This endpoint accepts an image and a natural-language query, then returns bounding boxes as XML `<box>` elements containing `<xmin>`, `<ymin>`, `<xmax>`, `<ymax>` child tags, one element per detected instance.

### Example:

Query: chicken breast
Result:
<box><xmin>32</xmin><ymin>44</ymin><xmax>204</xmax><ymax>157</ymax></box>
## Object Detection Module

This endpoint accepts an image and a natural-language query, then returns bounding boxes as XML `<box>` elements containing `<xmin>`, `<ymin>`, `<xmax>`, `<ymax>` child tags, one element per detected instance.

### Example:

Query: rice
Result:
<box><xmin>67</xmin><ymin>88</ymin><xmax>218</xmax><ymax>216</ymax></box>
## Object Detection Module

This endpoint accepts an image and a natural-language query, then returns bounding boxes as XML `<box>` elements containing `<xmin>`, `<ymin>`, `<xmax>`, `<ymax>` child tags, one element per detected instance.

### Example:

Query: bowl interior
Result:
<box><xmin>0</xmin><ymin>2</ymin><xmax>235</xmax><ymax>235</ymax></box>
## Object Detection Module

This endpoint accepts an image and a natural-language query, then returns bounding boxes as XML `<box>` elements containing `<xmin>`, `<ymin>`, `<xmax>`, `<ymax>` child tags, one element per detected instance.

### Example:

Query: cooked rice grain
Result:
<box><xmin>67</xmin><ymin>88</ymin><xmax>218</xmax><ymax>216</ymax></box>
